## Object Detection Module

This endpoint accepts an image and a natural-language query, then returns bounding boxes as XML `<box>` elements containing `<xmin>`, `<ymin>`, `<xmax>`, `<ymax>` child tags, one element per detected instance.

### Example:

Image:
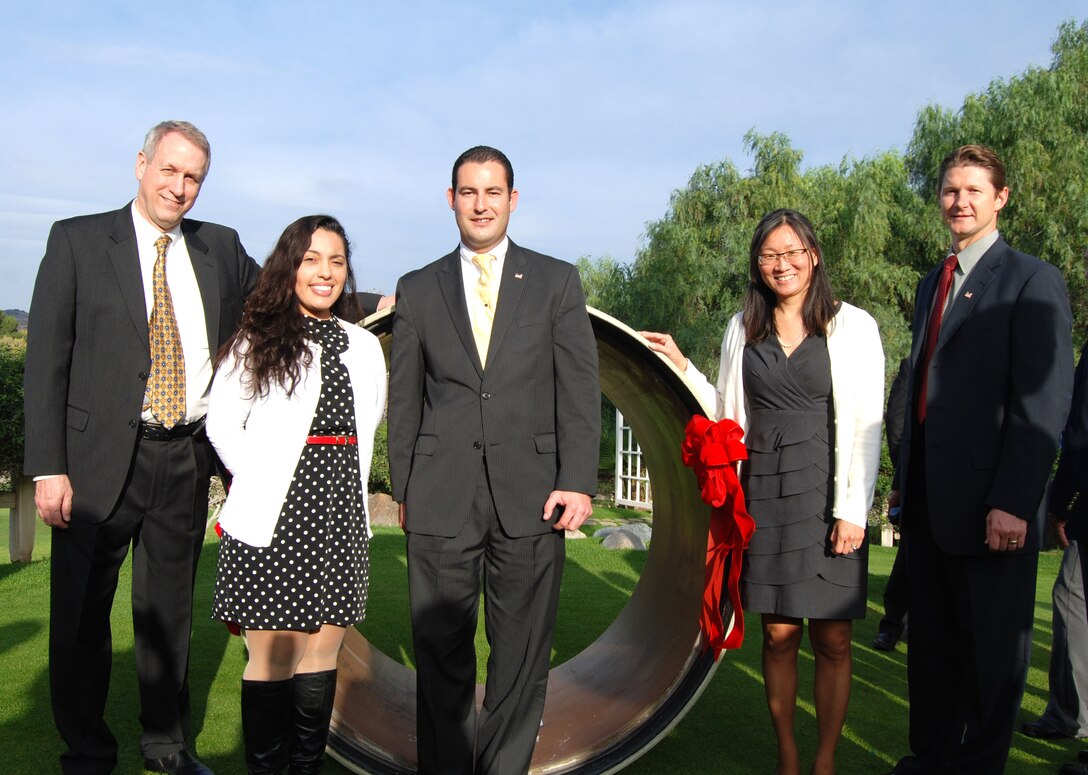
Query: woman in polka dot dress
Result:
<box><xmin>206</xmin><ymin>215</ymin><xmax>387</xmax><ymax>774</ymax></box>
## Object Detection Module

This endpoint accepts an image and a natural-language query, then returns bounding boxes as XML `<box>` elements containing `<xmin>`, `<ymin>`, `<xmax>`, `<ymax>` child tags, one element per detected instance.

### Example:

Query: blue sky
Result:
<box><xmin>1</xmin><ymin>1</ymin><xmax>1083</xmax><ymax>310</ymax></box>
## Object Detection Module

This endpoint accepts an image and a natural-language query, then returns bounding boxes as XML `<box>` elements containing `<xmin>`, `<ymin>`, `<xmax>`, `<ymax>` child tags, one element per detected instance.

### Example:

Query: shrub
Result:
<box><xmin>369</xmin><ymin>420</ymin><xmax>391</xmax><ymax>494</ymax></box>
<box><xmin>0</xmin><ymin>337</ymin><xmax>25</xmax><ymax>486</ymax></box>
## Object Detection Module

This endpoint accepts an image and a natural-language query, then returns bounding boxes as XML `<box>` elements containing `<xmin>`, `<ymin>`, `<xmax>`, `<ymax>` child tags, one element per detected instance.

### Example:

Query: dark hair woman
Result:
<box><xmin>206</xmin><ymin>215</ymin><xmax>386</xmax><ymax>773</ymax></box>
<box><xmin>642</xmin><ymin>209</ymin><xmax>883</xmax><ymax>775</ymax></box>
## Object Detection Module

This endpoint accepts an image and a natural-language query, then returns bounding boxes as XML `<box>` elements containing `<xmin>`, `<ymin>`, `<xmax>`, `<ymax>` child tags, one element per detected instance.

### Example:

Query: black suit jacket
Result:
<box><xmin>1054</xmin><ymin>342</ymin><xmax>1088</xmax><ymax>539</ymax></box>
<box><xmin>23</xmin><ymin>205</ymin><xmax>259</xmax><ymax>523</ymax></box>
<box><xmin>897</xmin><ymin>237</ymin><xmax>1073</xmax><ymax>554</ymax></box>
<box><xmin>388</xmin><ymin>241</ymin><xmax>600</xmax><ymax>538</ymax></box>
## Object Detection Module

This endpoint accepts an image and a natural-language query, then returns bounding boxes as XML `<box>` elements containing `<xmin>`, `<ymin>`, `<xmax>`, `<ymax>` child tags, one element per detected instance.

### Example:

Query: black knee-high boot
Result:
<box><xmin>289</xmin><ymin>670</ymin><xmax>337</xmax><ymax>774</ymax></box>
<box><xmin>241</xmin><ymin>678</ymin><xmax>294</xmax><ymax>774</ymax></box>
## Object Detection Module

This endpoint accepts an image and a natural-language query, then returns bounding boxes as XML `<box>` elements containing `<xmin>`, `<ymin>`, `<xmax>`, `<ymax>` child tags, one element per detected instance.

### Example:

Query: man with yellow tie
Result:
<box><xmin>389</xmin><ymin>145</ymin><xmax>601</xmax><ymax>774</ymax></box>
<box><xmin>24</xmin><ymin>120</ymin><xmax>259</xmax><ymax>775</ymax></box>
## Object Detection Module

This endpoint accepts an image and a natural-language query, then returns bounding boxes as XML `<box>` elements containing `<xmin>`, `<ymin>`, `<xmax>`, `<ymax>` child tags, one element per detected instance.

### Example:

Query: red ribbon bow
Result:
<box><xmin>681</xmin><ymin>415</ymin><xmax>755</xmax><ymax>658</ymax></box>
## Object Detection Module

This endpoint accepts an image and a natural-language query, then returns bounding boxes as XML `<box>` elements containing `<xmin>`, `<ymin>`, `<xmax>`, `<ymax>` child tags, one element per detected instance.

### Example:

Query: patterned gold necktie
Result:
<box><xmin>471</xmin><ymin>253</ymin><xmax>498</xmax><ymax>364</ymax></box>
<box><xmin>146</xmin><ymin>234</ymin><xmax>186</xmax><ymax>428</ymax></box>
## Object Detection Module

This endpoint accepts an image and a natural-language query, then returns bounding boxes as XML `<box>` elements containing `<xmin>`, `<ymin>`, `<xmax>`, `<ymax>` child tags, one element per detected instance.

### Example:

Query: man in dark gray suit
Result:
<box><xmin>888</xmin><ymin>145</ymin><xmax>1074</xmax><ymax>773</ymax></box>
<box><xmin>1053</xmin><ymin>251</ymin><xmax>1088</xmax><ymax>775</ymax></box>
<box><xmin>24</xmin><ymin>121</ymin><xmax>259</xmax><ymax>775</ymax></box>
<box><xmin>388</xmin><ymin>146</ymin><xmax>600</xmax><ymax>775</ymax></box>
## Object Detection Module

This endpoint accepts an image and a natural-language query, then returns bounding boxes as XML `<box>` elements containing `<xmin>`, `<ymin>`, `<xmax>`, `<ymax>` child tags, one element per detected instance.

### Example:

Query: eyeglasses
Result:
<box><xmin>756</xmin><ymin>248</ymin><xmax>809</xmax><ymax>266</ymax></box>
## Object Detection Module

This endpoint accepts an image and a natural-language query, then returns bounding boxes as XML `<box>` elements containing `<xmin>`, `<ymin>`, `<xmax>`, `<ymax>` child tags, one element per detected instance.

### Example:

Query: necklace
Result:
<box><xmin>776</xmin><ymin>327</ymin><xmax>808</xmax><ymax>349</ymax></box>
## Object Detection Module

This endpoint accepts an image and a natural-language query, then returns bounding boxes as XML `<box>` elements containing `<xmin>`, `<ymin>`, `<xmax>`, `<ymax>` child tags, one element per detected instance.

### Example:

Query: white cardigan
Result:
<box><xmin>207</xmin><ymin>319</ymin><xmax>388</xmax><ymax>547</ymax></box>
<box><xmin>685</xmin><ymin>302</ymin><xmax>884</xmax><ymax>528</ymax></box>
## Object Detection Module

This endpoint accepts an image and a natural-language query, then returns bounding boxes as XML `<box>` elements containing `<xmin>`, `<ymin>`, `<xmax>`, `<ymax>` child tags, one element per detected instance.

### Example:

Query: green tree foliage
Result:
<box><xmin>589</xmin><ymin>131</ymin><xmax>928</xmax><ymax>383</ymax></box>
<box><xmin>0</xmin><ymin>312</ymin><xmax>19</xmax><ymax>338</ymax></box>
<box><xmin>0</xmin><ymin>337</ymin><xmax>25</xmax><ymax>486</ymax></box>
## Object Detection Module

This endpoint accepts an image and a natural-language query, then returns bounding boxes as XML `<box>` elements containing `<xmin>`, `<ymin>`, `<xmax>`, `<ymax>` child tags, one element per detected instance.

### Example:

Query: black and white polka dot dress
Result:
<box><xmin>213</xmin><ymin>317</ymin><xmax>370</xmax><ymax>631</ymax></box>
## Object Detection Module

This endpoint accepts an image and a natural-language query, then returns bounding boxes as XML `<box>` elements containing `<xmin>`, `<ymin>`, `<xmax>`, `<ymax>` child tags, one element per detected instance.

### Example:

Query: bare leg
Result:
<box><xmin>808</xmin><ymin>618</ymin><xmax>853</xmax><ymax>775</ymax></box>
<box><xmin>243</xmin><ymin>629</ymin><xmax>310</xmax><ymax>680</ymax></box>
<box><xmin>763</xmin><ymin>614</ymin><xmax>804</xmax><ymax>775</ymax></box>
<box><xmin>296</xmin><ymin>624</ymin><xmax>347</xmax><ymax>674</ymax></box>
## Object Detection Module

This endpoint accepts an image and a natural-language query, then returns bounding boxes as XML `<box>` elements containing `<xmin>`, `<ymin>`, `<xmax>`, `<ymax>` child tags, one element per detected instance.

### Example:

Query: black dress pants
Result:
<box><xmin>897</xmin><ymin>433</ymin><xmax>1037</xmax><ymax>774</ymax></box>
<box><xmin>50</xmin><ymin>432</ymin><xmax>212</xmax><ymax>774</ymax></box>
<box><xmin>406</xmin><ymin>463</ymin><xmax>565</xmax><ymax>775</ymax></box>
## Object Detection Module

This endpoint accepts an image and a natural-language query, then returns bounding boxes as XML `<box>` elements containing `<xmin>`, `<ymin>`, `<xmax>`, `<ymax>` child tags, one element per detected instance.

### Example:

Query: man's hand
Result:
<box><xmin>830</xmin><ymin>519</ymin><xmax>866</xmax><ymax>556</ymax></box>
<box><xmin>542</xmin><ymin>490</ymin><xmax>593</xmax><ymax>532</ymax></box>
<box><xmin>1048</xmin><ymin>513</ymin><xmax>1070</xmax><ymax>548</ymax></box>
<box><xmin>36</xmin><ymin>475</ymin><xmax>74</xmax><ymax>528</ymax></box>
<box><xmin>985</xmin><ymin>507</ymin><xmax>1028</xmax><ymax>552</ymax></box>
<box><xmin>398</xmin><ymin>502</ymin><xmax>407</xmax><ymax>532</ymax></box>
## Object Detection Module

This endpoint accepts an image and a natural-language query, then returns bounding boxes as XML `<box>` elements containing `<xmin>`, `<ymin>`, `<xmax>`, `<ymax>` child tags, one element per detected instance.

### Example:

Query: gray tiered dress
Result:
<box><xmin>740</xmin><ymin>334</ymin><xmax>867</xmax><ymax>620</ymax></box>
<box><xmin>213</xmin><ymin>317</ymin><xmax>370</xmax><ymax>631</ymax></box>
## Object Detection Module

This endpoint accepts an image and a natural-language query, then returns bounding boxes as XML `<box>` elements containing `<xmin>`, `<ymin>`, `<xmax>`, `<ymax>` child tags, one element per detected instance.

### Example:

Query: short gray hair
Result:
<box><xmin>142</xmin><ymin>120</ymin><xmax>211</xmax><ymax>180</ymax></box>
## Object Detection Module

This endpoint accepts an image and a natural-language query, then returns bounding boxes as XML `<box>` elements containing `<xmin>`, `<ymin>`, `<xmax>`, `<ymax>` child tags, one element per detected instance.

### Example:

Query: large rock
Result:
<box><xmin>367</xmin><ymin>493</ymin><xmax>401</xmax><ymax>527</ymax></box>
<box><xmin>596</xmin><ymin>523</ymin><xmax>653</xmax><ymax>544</ymax></box>
<box><xmin>601</xmin><ymin>528</ymin><xmax>647</xmax><ymax>551</ymax></box>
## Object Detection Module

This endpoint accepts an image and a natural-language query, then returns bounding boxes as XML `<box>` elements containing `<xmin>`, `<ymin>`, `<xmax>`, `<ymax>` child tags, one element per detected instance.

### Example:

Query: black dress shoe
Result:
<box><xmin>143</xmin><ymin>749</ymin><xmax>215</xmax><ymax>775</ymax></box>
<box><xmin>1020</xmin><ymin>719</ymin><xmax>1067</xmax><ymax>739</ymax></box>
<box><xmin>1079</xmin><ymin>749</ymin><xmax>1088</xmax><ymax>763</ymax></box>
<box><xmin>1059</xmin><ymin>762</ymin><xmax>1088</xmax><ymax>775</ymax></box>
<box><xmin>871</xmin><ymin>632</ymin><xmax>898</xmax><ymax>651</ymax></box>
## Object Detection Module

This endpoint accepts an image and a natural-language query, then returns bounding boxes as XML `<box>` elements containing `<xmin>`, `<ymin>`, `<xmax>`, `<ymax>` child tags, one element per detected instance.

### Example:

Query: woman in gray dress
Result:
<box><xmin>643</xmin><ymin>209</ymin><xmax>883</xmax><ymax>775</ymax></box>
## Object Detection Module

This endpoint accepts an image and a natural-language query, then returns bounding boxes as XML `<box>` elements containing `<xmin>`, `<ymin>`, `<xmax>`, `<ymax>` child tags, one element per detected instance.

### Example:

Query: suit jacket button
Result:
<box><xmin>481</xmin><ymin>392</ymin><xmax>492</xmax><ymax>400</ymax></box>
<box><xmin>128</xmin><ymin>419</ymin><xmax>138</xmax><ymax>428</ymax></box>
<box><xmin>138</xmin><ymin>371</ymin><xmax>148</xmax><ymax>380</ymax></box>
<box><xmin>473</xmin><ymin>441</ymin><xmax>482</xmax><ymax>450</ymax></box>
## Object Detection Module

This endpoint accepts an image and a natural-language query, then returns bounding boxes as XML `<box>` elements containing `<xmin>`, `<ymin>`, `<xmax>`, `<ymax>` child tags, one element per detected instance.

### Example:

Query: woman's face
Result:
<box><xmin>295</xmin><ymin>228</ymin><xmax>348</xmax><ymax>319</ymax></box>
<box><xmin>756</xmin><ymin>224</ymin><xmax>818</xmax><ymax>305</ymax></box>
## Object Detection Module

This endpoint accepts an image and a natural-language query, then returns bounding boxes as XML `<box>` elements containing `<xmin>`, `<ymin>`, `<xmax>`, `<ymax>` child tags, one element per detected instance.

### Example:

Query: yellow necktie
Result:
<box><xmin>471</xmin><ymin>253</ymin><xmax>498</xmax><ymax>364</ymax></box>
<box><xmin>147</xmin><ymin>234</ymin><xmax>186</xmax><ymax>428</ymax></box>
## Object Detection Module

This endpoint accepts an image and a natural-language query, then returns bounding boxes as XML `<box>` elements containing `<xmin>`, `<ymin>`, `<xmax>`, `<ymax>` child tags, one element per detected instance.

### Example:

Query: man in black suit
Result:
<box><xmin>1054</xmin><ymin>252</ymin><xmax>1088</xmax><ymax>775</ymax></box>
<box><xmin>388</xmin><ymin>146</ymin><xmax>600</xmax><ymax>774</ymax></box>
<box><xmin>24</xmin><ymin>121</ymin><xmax>259</xmax><ymax>775</ymax></box>
<box><xmin>889</xmin><ymin>145</ymin><xmax>1074</xmax><ymax>773</ymax></box>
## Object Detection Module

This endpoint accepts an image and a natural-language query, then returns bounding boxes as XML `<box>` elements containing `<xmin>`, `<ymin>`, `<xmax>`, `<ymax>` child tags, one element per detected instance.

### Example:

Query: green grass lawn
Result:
<box><xmin>0</xmin><ymin>511</ymin><xmax>1080</xmax><ymax>774</ymax></box>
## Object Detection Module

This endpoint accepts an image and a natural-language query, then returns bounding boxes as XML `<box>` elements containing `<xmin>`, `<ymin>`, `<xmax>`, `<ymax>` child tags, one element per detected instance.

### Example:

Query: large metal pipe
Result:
<box><xmin>329</xmin><ymin>307</ymin><xmax>727</xmax><ymax>774</ymax></box>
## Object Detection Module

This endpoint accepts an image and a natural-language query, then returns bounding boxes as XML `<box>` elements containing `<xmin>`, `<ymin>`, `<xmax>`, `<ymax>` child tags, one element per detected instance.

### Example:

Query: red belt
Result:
<box><xmin>306</xmin><ymin>435</ymin><xmax>358</xmax><ymax>445</ymax></box>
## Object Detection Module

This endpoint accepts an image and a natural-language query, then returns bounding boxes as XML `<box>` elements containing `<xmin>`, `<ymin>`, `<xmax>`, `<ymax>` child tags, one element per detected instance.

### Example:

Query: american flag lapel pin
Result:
<box><xmin>964</xmin><ymin>291</ymin><xmax>974</xmax><ymax>298</ymax></box>
<box><xmin>514</xmin><ymin>272</ymin><xmax>524</xmax><ymax>280</ymax></box>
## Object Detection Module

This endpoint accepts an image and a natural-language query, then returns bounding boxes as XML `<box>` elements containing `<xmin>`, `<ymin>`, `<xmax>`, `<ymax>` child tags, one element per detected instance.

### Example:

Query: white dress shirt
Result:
<box><xmin>131</xmin><ymin>200</ymin><xmax>212</xmax><ymax>423</ymax></box>
<box><xmin>459</xmin><ymin>236</ymin><xmax>509</xmax><ymax>334</ymax></box>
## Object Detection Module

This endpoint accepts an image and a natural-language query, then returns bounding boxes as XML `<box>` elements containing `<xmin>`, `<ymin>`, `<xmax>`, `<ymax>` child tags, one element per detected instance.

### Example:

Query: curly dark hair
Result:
<box><xmin>216</xmin><ymin>214</ymin><xmax>362</xmax><ymax>396</ymax></box>
<box><xmin>742</xmin><ymin>208</ymin><xmax>838</xmax><ymax>343</ymax></box>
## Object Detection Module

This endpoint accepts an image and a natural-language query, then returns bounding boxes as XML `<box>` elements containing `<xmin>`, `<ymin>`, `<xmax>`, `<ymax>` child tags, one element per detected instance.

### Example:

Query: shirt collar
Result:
<box><xmin>952</xmin><ymin>229</ymin><xmax>999</xmax><ymax>276</ymax></box>
<box><xmin>459</xmin><ymin>235</ymin><xmax>509</xmax><ymax>267</ymax></box>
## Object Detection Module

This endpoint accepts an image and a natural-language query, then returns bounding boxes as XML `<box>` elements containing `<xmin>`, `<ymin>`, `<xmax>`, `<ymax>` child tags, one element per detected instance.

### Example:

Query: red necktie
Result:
<box><xmin>916</xmin><ymin>253</ymin><xmax>958</xmax><ymax>423</ymax></box>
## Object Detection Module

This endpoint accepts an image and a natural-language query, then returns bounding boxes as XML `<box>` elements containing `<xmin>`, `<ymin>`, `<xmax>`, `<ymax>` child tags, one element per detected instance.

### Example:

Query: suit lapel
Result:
<box><xmin>435</xmin><ymin>249</ymin><xmax>484</xmax><ymax>375</ymax></box>
<box><xmin>910</xmin><ymin>268</ymin><xmax>939</xmax><ymax>369</ymax></box>
<box><xmin>107</xmin><ymin>208</ymin><xmax>150</xmax><ymax>351</ymax></box>
<box><xmin>486</xmin><ymin>242</ymin><xmax>530</xmax><ymax>368</ymax></box>
<box><xmin>183</xmin><ymin>221</ymin><xmax>221</xmax><ymax>349</ymax></box>
<box><xmin>933</xmin><ymin>241</ymin><xmax>1004</xmax><ymax>356</ymax></box>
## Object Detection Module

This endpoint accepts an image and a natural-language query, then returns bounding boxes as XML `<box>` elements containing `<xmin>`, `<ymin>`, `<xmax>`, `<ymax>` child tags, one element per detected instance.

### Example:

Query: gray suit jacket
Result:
<box><xmin>897</xmin><ymin>237</ymin><xmax>1074</xmax><ymax>554</ymax></box>
<box><xmin>23</xmin><ymin>205</ymin><xmax>259</xmax><ymax>523</ymax></box>
<box><xmin>388</xmin><ymin>241</ymin><xmax>600</xmax><ymax>538</ymax></box>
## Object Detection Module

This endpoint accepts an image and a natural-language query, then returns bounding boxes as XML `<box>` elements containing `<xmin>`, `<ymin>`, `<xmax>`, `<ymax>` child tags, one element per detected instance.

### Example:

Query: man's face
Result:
<box><xmin>940</xmin><ymin>164</ymin><xmax>1008</xmax><ymax>251</ymax></box>
<box><xmin>134</xmin><ymin>132</ymin><xmax>208</xmax><ymax>231</ymax></box>
<box><xmin>447</xmin><ymin>161</ymin><xmax>518</xmax><ymax>253</ymax></box>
